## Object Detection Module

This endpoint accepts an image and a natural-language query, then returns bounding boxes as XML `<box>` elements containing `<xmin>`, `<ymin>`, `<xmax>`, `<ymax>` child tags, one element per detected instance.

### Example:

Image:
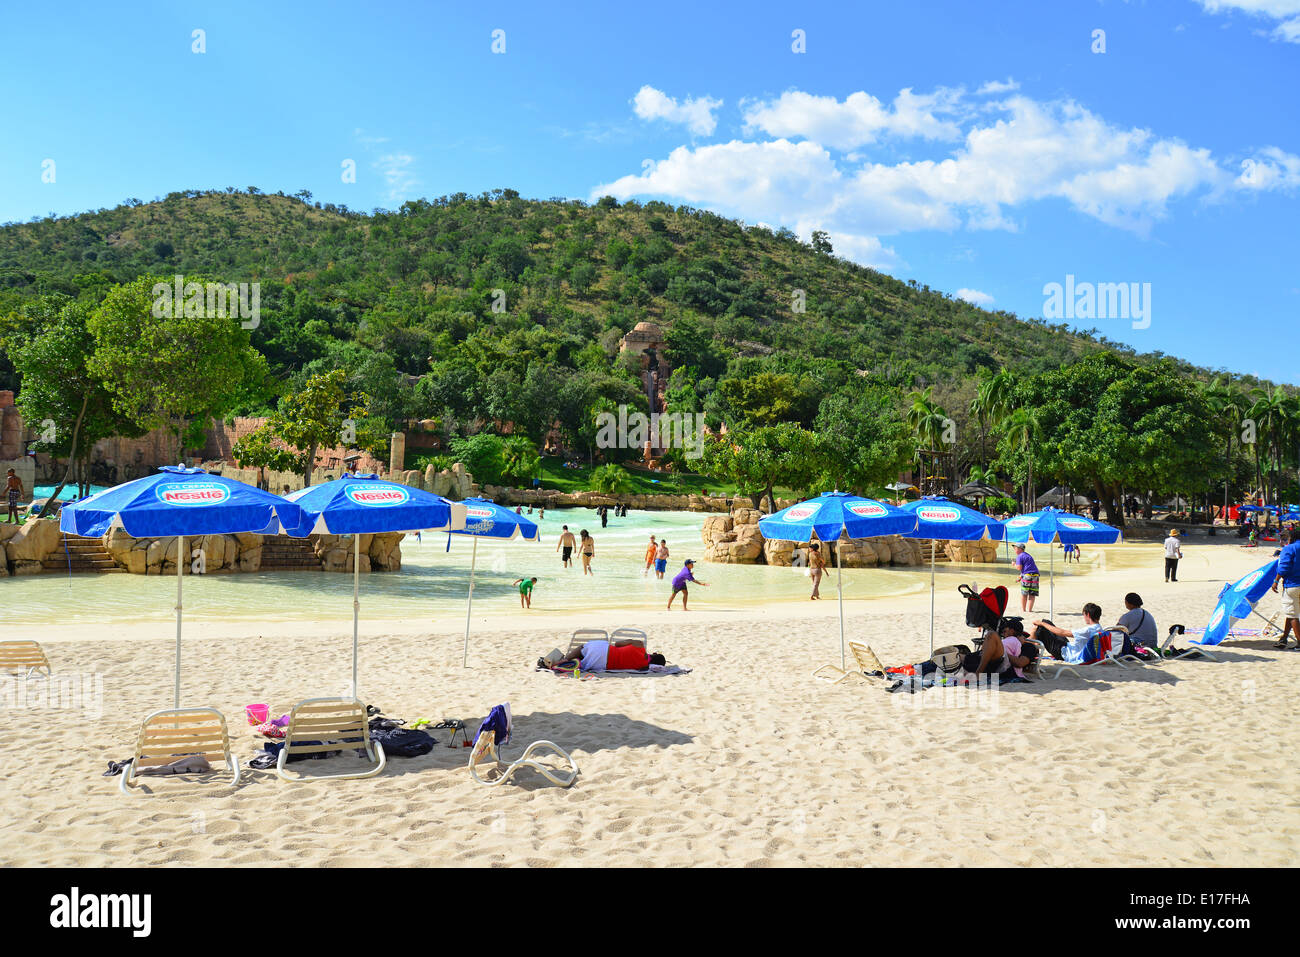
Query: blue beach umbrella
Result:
<box><xmin>445</xmin><ymin>498</ymin><xmax>541</xmax><ymax>666</ymax></box>
<box><xmin>759</xmin><ymin>491</ymin><xmax>918</xmax><ymax>670</ymax></box>
<box><xmin>899</xmin><ymin>496</ymin><xmax>1006</xmax><ymax>654</ymax></box>
<box><xmin>59</xmin><ymin>466</ymin><xmax>305</xmax><ymax>708</ymax></box>
<box><xmin>1203</xmin><ymin>559</ymin><xmax>1280</xmax><ymax>646</ymax></box>
<box><xmin>1003</xmin><ymin>507</ymin><xmax>1122</xmax><ymax>618</ymax></box>
<box><xmin>285</xmin><ymin>474</ymin><xmax>466</xmax><ymax>696</ymax></box>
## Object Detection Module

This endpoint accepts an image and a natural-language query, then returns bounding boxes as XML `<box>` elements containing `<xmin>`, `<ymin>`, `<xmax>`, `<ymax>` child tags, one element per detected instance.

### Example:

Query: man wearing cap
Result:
<box><xmin>667</xmin><ymin>559</ymin><xmax>708</xmax><ymax>610</ymax></box>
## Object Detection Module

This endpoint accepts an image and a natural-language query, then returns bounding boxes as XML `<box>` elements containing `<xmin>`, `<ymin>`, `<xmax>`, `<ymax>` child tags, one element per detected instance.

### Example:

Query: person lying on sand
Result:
<box><xmin>545</xmin><ymin>639</ymin><xmax>666</xmax><ymax>672</ymax></box>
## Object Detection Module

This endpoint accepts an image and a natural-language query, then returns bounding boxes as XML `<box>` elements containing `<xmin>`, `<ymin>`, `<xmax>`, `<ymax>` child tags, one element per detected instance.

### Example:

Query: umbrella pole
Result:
<box><xmin>352</xmin><ymin>534</ymin><xmax>360</xmax><ymax>699</ymax></box>
<box><xmin>1049</xmin><ymin>541</ymin><xmax>1055</xmax><ymax>620</ymax></box>
<box><xmin>463</xmin><ymin>537</ymin><xmax>478</xmax><ymax>667</ymax></box>
<box><xmin>929</xmin><ymin>543</ymin><xmax>936</xmax><ymax>655</ymax></box>
<box><xmin>837</xmin><ymin>545</ymin><xmax>845</xmax><ymax>671</ymax></box>
<box><xmin>174</xmin><ymin>533</ymin><xmax>184</xmax><ymax>710</ymax></box>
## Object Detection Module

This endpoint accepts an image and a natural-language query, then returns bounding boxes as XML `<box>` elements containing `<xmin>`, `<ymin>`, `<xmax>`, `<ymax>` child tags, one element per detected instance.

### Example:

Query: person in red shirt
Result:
<box><xmin>547</xmin><ymin>639</ymin><xmax>666</xmax><ymax>672</ymax></box>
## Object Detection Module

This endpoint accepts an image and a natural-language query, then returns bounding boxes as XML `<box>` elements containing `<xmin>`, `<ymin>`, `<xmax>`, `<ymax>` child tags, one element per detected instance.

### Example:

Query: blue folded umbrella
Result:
<box><xmin>1203</xmin><ymin>559</ymin><xmax>1279</xmax><ymax>645</ymax></box>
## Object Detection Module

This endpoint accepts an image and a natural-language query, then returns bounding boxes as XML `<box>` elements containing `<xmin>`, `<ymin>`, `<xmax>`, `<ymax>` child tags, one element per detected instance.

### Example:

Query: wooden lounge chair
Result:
<box><xmin>275</xmin><ymin>697</ymin><xmax>386</xmax><ymax>782</ymax></box>
<box><xmin>468</xmin><ymin>729</ymin><xmax>578</xmax><ymax>788</ymax></box>
<box><xmin>119</xmin><ymin>707</ymin><xmax>241</xmax><ymax>795</ymax></box>
<box><xmin>0</xmin><ymin>640</ymin><xmax>51</xmax><ymax>678</ymax></box>
<box><xmin>813</xmin><ymin>640</ymin><xmax>888</xmax><ymax>684</ymax></box>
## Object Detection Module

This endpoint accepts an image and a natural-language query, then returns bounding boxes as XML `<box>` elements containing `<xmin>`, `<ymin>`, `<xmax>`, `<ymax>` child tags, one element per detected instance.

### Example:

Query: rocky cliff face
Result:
<box><xmin>701</xmin><ymin>506</ymin><xmax>930</xmax><ymax>568</ymax></box>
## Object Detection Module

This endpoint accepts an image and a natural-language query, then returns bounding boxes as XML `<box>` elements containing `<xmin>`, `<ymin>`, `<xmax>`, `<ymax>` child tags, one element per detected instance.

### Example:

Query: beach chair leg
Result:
<box><xmin>812</xmin><ymin>664</ymin><xmax>850</xmax><ymax>683</ymax></box>
<box><xmin>118</xmin><ymin>760</ymin><xmax>137</xmax><ymax>796</ymax></box>
<box><xmin>517</xmin><ymin>740</ymin><xmax>579</xmax><ymax>788</ymax></box>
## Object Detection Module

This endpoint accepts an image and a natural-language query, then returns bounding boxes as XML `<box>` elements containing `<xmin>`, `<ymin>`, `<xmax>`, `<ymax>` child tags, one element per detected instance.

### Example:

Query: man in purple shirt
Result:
<box><xmin>667</xmin><ymin>559</ymin><xmax>708</xmax><ymax>610</ymax></box>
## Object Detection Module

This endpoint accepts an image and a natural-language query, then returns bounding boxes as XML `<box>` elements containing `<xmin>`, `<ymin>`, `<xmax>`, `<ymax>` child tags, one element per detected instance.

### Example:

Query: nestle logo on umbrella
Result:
<box><xmin>785</xmin><ymin>504</ymin><xmax>820</xmax><ymax>520</ymax></box>
<box><xmin>1237</xmin><ymin>570</ymin><xmax>1264</xmax><ymax>591</ymax></box>
<box><xmin>1007</xmin><ymin>517</ymin><xmax>1033</xmax><ymax>527</ymax></box>
<box><xmin>847</xmin><ymin>502</ymin><xmax>887</xmax><ymax>517</ymax></box>
<box><xmin>466</xmin><ymin>507</ymin><xmax>494</xmax><ymax>519</ymax></box>
<box><xmin>155</xmin><ymin>483</ymin><xmax>228</xmax><ymax>505</ymax></box>
<box><xmin>917</xmin><ymin>506</ymin><xmax>960</xmax><ymax>522</ymax></box>
<box><xmin>345</xmin><ymin>487</ymin><xmax>408</xmax><ymax>506</ymax></box>
<box><xmin>1061</xmin><ymin>518</ymin><xmax>1091</xmax><ymax>530</ymax></box>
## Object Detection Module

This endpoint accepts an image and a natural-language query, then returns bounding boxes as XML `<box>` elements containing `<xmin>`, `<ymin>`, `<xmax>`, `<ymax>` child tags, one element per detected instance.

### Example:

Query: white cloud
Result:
<box><xmin>373</xmin><ymin>153</ymin><xmax>419</xmax><ymax>203</ymax></box>
<box><xmin>1193</xmin><ymin>0</ymin><xmax>1300</xmax><ymax>42</ymax></box>
<box><xmin>976</xmin><ymin>78</ymin><xmax>1020</xmax><ymax>95</ymax></box>
<box><xmin>956</xmin><ymin>288</ymin><xmax>994</xmax><ymax>306</ymax></box>
<box><xmin>592</xmin><ymin>82</ymin><xmax>1298</xmax><ymax>266</ymax></box>
<box><xmin>632</xmin><ymin>86</ymin><xmax>723</xmax><ymax>136</ymax></box>
<box><xmin>1236</xmin><ymin>147</ymin><xmax>1300</xmax><ymax>190</ymax></box>
<box><xmin>742</xmin><ymin>88</ymin><xmax>965</xmax><ymax>149</ymax></box>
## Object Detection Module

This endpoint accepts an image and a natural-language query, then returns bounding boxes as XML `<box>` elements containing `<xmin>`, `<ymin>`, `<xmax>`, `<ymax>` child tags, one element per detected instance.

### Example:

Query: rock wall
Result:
<box><xmin>311</xmin><ymin>532</ymin><xmax>405</xmax><ymax>573</ymax></box>
<box><xmin>1</xmin><ymin>518</ymin><xmax>61</xmax><ymax>575</ymax></box>
<box><xmin>703</xmin><ymin>506</ymin><xmax>929</xmax><ymax>568</ymax></box>
<box><xmin>102</xmin><ymin>528</ymin><xmax>265</xmax><ymax>575</ymax></box>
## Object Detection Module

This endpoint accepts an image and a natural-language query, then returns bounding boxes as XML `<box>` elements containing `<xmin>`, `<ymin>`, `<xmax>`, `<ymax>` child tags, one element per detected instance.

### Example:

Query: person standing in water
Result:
<box><xmin>654</xmin><ymin>538</ymin><xmax>669</xmax><ymax>579</ymax></box>
<box><xmin>557</xmin><ymin>525</ymin><xmax>576</xmax><ymax>568</ymax></box>
<box><xmin>644</xmin><ymin>535</ymin><xmax>658</xmax><ymax>576</ymax></box>
<box><xmin>807</xmin><ymin>541</ymin><xmax>826</xmax><ymax>600</ymax></box>
<box><xmin>579</xmin><ymin>529</ymin><xmax>595</xmax><ymax>575</ymax></box>
<box><xmin>512</xmin><ymin>577</ymin><xmax>538</xmax><ymax>609</ymax></box>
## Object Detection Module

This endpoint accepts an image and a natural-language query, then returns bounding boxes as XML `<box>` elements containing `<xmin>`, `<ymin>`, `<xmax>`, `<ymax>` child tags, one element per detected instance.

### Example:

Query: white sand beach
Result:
<box><xmin>2</xmin><ymin>541</ymin><xmax>1297</xmax><ymax>867</ymax></box>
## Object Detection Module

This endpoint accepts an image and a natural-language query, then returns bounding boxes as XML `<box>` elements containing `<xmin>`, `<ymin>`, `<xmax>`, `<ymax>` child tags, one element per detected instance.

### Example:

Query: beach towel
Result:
<box><xmin>477</xmin><ymin>703</ymin><xmax>512</xmax><ymax>747</ymax></box>
<box><xmin>543</xmin><ymin>663</ymin><xmax>691</xmax><ymax>678</ymax></box>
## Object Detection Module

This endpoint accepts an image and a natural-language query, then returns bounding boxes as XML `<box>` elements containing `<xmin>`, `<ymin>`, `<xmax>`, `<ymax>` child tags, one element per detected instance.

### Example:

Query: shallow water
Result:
<box><xmin>2</xmin><ymin>508</ymin><xmax>1123</xmax><ymax>626</ymax></box>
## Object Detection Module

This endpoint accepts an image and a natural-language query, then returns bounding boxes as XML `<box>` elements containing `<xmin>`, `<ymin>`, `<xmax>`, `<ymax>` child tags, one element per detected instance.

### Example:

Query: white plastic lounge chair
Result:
<box><xmin>275</xmin><ymin>697</ymin><xmax>386</xmax><ymax>782</ymax></box>
<box><xmin>0</xmin><ymin>640</ymin><xmax>51</xmax><ymax>678</ymax></box>
<box><xmin>813</xmin><ymin>640</ymin><xmax>888</xmax><ymax>684</ymax></box>
<box><xmin>609</xmin><ymin>627</ymin><xmax>648</xmax><ymax>646</ymax></box>
<box><xmin>566</xmin><ymin>628</ymin><xmax>608</xmax><ymax>656</ymax></box>
<box><xmin>119</xmin><ymin>707</ymin><xmax>241</xmax><ymax>795</ymax></box>
<box><xmin>468</xmin><ymin>729</ymin><xmax>578</xmax><ymax>788</ymax></box>
<box><xmin>1157</xmin><ymin>626</ymin><xmax>1222</xmax><ymax>662</ymax></box>
<box><xmin>1042</xmin><ymin>628</ymin><xmax>1130</xmax><ymax>680</ymax></box>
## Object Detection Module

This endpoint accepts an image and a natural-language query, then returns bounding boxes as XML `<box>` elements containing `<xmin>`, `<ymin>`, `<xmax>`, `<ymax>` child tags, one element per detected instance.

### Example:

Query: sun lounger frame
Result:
<box><xmin>813</xmin><ymin>640</ymin><xmax>887</xmax><ymax>684</ymax></box>
<box><xmin>275</xmin><ymin>697</ymin><xmax>387</xmax><ymax>782</ymax></box>
<box><xmin>119</xmin><ymin>707</ymin><xmax>241</xmax><ymax>795</ymax></box>
<box><xmin>468</xmin><ymin>729</ymin><xmax>578</xmax><ymax>788</ymax></box>
<box><xmin>0</xmin><ymin>640</ymin><xmax>52</xmax><ymax>678</ymax></box>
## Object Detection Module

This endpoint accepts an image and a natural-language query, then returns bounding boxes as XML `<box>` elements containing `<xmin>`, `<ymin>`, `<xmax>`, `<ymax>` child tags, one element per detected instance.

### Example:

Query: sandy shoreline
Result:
<box><xmin>2</xmin><ymin>541</ymin><xmax>1296</xmax><ymax>867</ymax></box>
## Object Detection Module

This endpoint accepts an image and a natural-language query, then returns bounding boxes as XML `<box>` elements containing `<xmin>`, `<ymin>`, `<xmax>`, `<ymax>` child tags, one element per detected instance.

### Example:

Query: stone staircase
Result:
<box><xmin>40</xmin><ymin>534</ymin><xmax>124</xmax><ymax>573</ymax></box>
<box><xmin>915</xmin><ymin>540</ymin><xmax>951</xmax><ymax>563</ymax></box>
<box><xmin>259</xmin><ymin>535</ymin><xmax>321</xmax><ymax>570</ymax></box>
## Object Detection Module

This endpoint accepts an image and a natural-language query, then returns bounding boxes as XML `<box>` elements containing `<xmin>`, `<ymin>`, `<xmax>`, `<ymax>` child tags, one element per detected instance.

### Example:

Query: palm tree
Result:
<box><xmin>1248</xmin><ymin>386</ymin><xmax>1288</xmax><ymax>504</ymax></box>
<box><xmin>1202</xmin><ymin>376</ymin><xmax>1248</xmax><ymax>518</ymax></box>
<box><xmin>907</xmin><ymin>386</ymin><xmax>952</xmax><ymax>493</ymax></box>
<box><xmin>1002</xmin><ymin>407</ymin><xmax>1041</xmax><ymax>511</ymax></box>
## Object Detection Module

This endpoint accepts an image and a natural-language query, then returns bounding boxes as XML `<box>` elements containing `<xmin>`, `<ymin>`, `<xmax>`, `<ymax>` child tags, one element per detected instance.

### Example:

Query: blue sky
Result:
<box><xmin>2</xmin><ymin>0</ymin><xmax>1297</xmax><ymax>382</ymax></box>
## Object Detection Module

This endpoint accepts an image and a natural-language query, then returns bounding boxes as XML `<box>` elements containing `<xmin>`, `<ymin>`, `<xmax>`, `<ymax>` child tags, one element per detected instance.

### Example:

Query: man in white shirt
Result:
<box><xmin>1163</xmin><ymin>529</ymin><xmax>1183</xmax><ymax>582</ymax></box>
<box><xmin>1033</xmin><ymin>603</ymin><xmax>1104</xmax><ymax>663</ymax></box>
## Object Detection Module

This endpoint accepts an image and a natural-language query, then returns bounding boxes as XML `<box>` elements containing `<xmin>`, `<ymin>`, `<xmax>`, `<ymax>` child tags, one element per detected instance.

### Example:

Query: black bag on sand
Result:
<box><xmin>1033</xmin><ymin>621</ymin><xmax>1069</xmax><ymax>660</ymax></box>
<box><xmin>931</xmin><ymin>644</ymin><xmax>972</xmax><ymax>674</ymax></box>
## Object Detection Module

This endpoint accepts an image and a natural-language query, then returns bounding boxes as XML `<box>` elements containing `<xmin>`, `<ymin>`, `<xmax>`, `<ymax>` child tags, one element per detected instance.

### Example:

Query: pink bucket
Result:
<box><xmin>245</xmin><ymin>703</ymin><xmax>269</xmax><ymax>725</ymax></box>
